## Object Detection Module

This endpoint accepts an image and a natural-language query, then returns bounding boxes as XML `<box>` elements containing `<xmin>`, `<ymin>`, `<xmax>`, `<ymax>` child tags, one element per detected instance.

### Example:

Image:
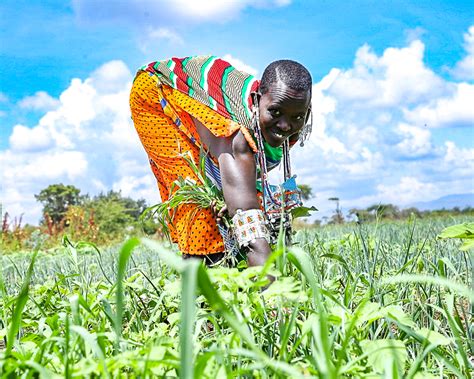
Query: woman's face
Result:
<box><xmin>258</xmin><ymin>81</ymin><xmax>311</xmax><ymax>147</ymax></box>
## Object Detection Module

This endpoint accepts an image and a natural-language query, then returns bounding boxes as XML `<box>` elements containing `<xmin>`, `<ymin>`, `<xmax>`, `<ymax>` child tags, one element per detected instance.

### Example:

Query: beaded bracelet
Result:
<box><xmin>231</xmin><ymin>209</ymin><xmax>270</xmax><ymax>247</ymax></box>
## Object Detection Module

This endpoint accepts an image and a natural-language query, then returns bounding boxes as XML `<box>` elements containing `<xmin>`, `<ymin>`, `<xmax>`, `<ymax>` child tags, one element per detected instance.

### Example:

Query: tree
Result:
<box><xmin>85</xmin><ymin>190</ymin><xmax>150</xmax><ymax>236</ymax></box>
<box><xmin>366</xmin><ymin>204</ymin><xmax>400</xmax><ymax>219</ymax></box>
<box><xmin>298</xmin><ymin>184</ymin><xmax>313</xmax><ymax>201</ymax></box>
<box><xmin>35</xmin><ymin>184</ymin><xmax>83</xmax><ymax>225</ymax></box>
<box><xmin>348</xmin><ymin>208</ymin><xmax>374</xmax><ymax>223</ymax></box>
<box><xmin>328</xmin><ymin>197</ymin><xmax>344</xmax><ymax>224</ymax></box>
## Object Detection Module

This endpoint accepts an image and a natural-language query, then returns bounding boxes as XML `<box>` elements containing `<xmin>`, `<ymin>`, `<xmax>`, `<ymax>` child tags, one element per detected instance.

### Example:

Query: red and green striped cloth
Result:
<box><xmin>139</xmin><ymin>55</ymin><xmax>283</xmax><ymax>168</ymax></box>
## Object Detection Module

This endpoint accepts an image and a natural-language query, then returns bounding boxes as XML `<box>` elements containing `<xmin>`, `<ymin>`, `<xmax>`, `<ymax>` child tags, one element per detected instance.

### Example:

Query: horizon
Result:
<box><xmin>1</xmin><ymin>0</ymin><xmax>473</xmax><ymax>225</ymax></box>
<box><xmin>1</xmin><ymin>189</ymin><xmax>472</xmax><ymax>227</ymax></box>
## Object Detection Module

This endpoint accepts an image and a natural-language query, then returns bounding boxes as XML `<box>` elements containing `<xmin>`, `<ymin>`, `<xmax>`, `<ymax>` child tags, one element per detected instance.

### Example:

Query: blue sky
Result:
<box><xmin>1</xmin><ymin>0</ymin><xmax>473</xmax><ymax>224</ymax></box>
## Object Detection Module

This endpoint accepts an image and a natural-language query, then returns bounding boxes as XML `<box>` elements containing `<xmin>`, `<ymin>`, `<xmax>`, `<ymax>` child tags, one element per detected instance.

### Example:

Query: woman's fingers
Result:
<box><xmin>217</xmin><ymin>204</ymin><xmax>228</xmax><ymax>218</ymax></box>
<box><xmin>216</xmin><ymin>204</ymin><xmax>228</xmax><ymax>225</ymax></box>
<box><xmin>210</xmin><ymin>200</ymin><xmax>217</xmax><ymax>216</ymax></box>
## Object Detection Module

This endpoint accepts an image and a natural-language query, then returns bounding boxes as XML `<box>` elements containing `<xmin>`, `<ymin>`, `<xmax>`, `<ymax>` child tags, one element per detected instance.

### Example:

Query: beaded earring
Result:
<box><xmin>299</xmin><ymin>104</ymin><xmax>313</xmax><ymax>147</ymax></box>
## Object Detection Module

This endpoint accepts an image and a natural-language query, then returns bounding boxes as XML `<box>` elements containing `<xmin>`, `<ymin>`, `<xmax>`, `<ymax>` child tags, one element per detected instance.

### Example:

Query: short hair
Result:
<box><xmin>259</xmin><ymin>59</ymin><xmax>312</xmax><ymax>95</ymax></box>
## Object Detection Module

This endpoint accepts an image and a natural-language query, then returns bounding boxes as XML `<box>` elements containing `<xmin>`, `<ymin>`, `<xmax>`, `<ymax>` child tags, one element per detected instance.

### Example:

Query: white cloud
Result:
<box><xmin>113</xmin><ymin>174</ymin><xmax>159</xmax><ymax>201</ymax></box>
<box><xmin>1</xmin><ymin>149</ymin><xmax>88</xmax><ymax>182</ymax></box>
<box><xmin>171</xmin><ymin>0</ymin><xmax>245</xmax><ymax>21</ymax></box>
<box><xmin>0</xmin><ymin>60</ymin><xmax>159</xmax><ymax>224</ymax></box>
<box><xmin>444</xmin><ymin>141</ymin><xmax>474</xmax><ymax>163</ymax></box>
<box><xmin>2</xmin><ymin>28</ymin><xmax>473</xmax><ymax>224</ymax></box>
<box><xmin>139</xmin><ymin>28</ymin><xmax>184</xmax><ymax>54</ymax></box>
<box><xmin>287</xmin><ymin>32</ymin><xmax>473</xmax><ymax>217</ymax></box>
<box><xmin>394</xmin><ymin>123</ymin><xmax>433</xmax><ymax>158</ymax></box>
<box><xmin>0</xmin><ymin>92</ymin><xmax>8</xmax><ymax>102</ymax></box>
<box><xmin>442</xmin><ymin>141</ymin><xmax>474</xmax><ymax>177</ymax></box>
<box><xmin>403</xmin><ymin>82</ymin><xmax>474</xmax><ymax>128</ymax></box>
<box><xmin>328</xmin><ymin>41</ymin><xmax>446</xmax><ymax>108</ymax></box>
<box><xmin>9</xmin><ymin>124</ymin><xmax>54</xmax><ymax>152</ymax></box>
<box><xmin>148</xmin><ymin>28</ymin><xmax>183</xmax><ymax>44</ymax></box>
<box><xmin>365</xmin><ymin>177</ymin><xmax>439</xmax><ymax>206</ymax></box>
<box><xmin>405</xmin><ymin>27</ymin><xmax>426</xmax><ymax>43</ymax></box>
<box><xmin>88</xmin><ymin>60</ymin><xmax>132</xmax><ymax>93</ymax></box>
<box><xmin>222</xmin><ymin>54</ymin><xmax>258</xmax><ymax>76</ymax></box>
<box><xmin>450</xmin><ymin>25</ymin><xmax>474</xmax><ymax>80</ymax></box>
<box><xmin>73</xmin><ymin>0</ymin><xmax>291</xmax><ymax>25</ymax></box>
<box><xmin>18</xmin><ymin>91</ymin><xmax>60</xmax><ymax>111</ymax></box>
<box><xmin>1</xmin><ymin>186</ymin><xmax>43</xmax><ymax>226</ymax></box>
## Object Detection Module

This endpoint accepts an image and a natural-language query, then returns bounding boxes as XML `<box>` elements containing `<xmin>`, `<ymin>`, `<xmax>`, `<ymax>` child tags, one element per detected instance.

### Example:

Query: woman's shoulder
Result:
<box><xmin>231</xmin><ymin>129</ymin><xmax>255</xmax><ymax>156</ymax></box>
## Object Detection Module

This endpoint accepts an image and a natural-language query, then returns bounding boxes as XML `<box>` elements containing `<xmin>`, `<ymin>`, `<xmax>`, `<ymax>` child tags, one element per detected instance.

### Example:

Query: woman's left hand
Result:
<box><xmin>210</xmin><ymin>200</ymin><xmax>228</xmax><ymax>225</ymax></box>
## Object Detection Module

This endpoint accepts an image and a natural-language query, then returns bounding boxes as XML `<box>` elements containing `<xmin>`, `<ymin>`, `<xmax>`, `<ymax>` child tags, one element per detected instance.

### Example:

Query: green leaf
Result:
<box><xmin>360</xmin><ymin>339</ymin><xmax>407</xmax><ymax>374</ymax></box>
<box><xmin>6</xmin><ymin>251</ymin><xmax>38</xmax><ymax>357</ymax></box>
<box><xmin>382</xmin><ymin>305</ymin><xmax>416</xmax><ymax>329</ymax></box>
<box><xmin>115</xmin><ymin>237</ymin><xmax>140</xmax><ymax>350</ymax></box>
<box><xmin>356</xmin><ymin>302</ymin><xmax>382</xmax><ymax>326</ymax></box>
<box><xmin>460</xmin><ymin>238</ymin><xmax>474</xmax><ymax>251</ymax></box>
<box><xmin>291</xmin><ymin>205</ymin><xmax>318</xmax><ymax>219</ymax></box>
<box><xmin>180</xmin><ymin>259</ymin><xmax>200</xmax><ymax>379</ymax></box>
<box><xmin>416</xmin><ymin>328</ymin><xmax>452</xmax><ymax>346</ymax></box>
<box><xmin>413</xmin><ymin>372</ymin><xmax>438</xmax><ymax>379</ymax></box>
<box><xmin>320</xmin><ymin>253</ymin><xmax>354</xmax><ymax>281</ymax></box>
<box><xmin>437</xmin><ymin>222</ymin><xmax>474</xmax><ymax>240</ymax></box>
<box><xmin>381</xmin><ymin>274</ymin><xmax>474</xmax><ymax>302</ymax></box>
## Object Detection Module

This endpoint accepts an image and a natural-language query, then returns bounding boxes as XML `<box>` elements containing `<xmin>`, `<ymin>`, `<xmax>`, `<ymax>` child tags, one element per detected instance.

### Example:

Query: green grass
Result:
<box><xmin>0</xmin><ymin>216</ymin><xmax>472</xmax><ymax>378</ymax></box>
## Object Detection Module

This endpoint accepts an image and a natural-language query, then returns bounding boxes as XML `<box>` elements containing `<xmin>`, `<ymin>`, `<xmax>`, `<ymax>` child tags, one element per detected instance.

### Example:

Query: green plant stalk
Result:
<box><xmin>180</xmin><ymin>259</ymin><xmax>200</xmax><ymax>379</ymax></box>
<box><xmin>114</xmin><ymin>237</ymin><xmax>140</xmax><ymax>352</ymax></box>
<box><xmin>5</xmin><ymin>250</ymin><xmax>38</xmax><ymax>357</ymax></box>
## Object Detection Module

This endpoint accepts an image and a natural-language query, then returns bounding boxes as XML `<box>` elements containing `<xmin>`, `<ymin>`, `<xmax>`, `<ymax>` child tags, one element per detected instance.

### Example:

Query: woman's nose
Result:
<box><xmin>277</xmin><ymin>118</ymin><xmax>291</xmax><ymax>132</ymax></box>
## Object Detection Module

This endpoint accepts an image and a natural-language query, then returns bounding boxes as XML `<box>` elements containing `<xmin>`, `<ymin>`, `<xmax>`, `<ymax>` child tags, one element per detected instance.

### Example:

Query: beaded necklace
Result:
<box><xmin>250</xmin><ymin>94</ymin><xmax>308</xmax><ymax>243</ymax></box>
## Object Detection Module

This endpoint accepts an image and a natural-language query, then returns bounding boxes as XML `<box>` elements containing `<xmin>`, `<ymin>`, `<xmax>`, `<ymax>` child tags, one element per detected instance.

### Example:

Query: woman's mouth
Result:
<box><xmin>272</xmin><ymin>128</ymin><xmax>288</xmax><ymax>140</ymax></box>
<box><xmin>262</xmin><ymin>126</ymin><xmax>290</xmax><ymax>147</ymax></box>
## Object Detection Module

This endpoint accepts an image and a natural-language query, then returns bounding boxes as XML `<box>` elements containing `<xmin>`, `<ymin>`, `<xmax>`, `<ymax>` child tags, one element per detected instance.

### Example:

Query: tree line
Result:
<box><xmin>319</xmin><ymin>200</ymin><xmax>474</xmax><ymax>225</ymax></box>
<box><xmin>2</xmin><ymin>183</ymin><xmax>472</xmax><ymax>251</ymax></box>
<box><xmin>2</xmin><ymin>184</ymin><xmax>159</xmax><ymax>251</ymax></box>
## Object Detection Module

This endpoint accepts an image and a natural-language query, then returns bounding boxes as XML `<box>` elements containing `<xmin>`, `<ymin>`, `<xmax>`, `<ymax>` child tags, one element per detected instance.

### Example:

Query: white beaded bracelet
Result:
<box><xmin>231</xmin><ymin>209</ymin><xmax>270</xmax><ymax>247</ymax></box>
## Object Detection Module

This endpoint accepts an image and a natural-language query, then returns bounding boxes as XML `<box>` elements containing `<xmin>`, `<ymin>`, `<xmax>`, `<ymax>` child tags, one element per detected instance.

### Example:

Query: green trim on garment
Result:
<box><xmin>250</xmin><ymin>133</ymin><xmax>283</xmax><ymax>163</ymax></box>
<box><xmin>263</xmin><ymin>140</ymin><xmax>283</xmax><ymax>162</ymax></box>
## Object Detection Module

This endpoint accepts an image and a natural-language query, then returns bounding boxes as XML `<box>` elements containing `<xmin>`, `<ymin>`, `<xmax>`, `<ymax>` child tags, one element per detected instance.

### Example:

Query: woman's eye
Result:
<box><xmin>293</xmin><ymin>115</ymin><xmax>305</xmax><ymax>122</ymax></box>
<box><xmin>269</xmin><ymin>109</ymin><xmax>281</xmax><ymax>117</ymax></box>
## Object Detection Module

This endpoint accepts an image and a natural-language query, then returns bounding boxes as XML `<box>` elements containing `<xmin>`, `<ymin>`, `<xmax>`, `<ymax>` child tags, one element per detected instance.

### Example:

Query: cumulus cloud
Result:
<box><xmin>450</xmin><ymin>25</ymin><xmax>474</xmax><ymax>80</ymax></box>
<box><xmin>88</xmin><ymin>60</ymin><xmax>133</xmax><ymax>93</ymax></box>
<box><xmin>327</xmin><ymin>41</ymin><xmax>445</xmax><ymax>108</ymax></box>
<box><xmin>0</xmin><ymin>59</ymin><xmax>160</xmax><ymax>224</ymax></box>
<box><xmin>9</xmin><ymin>124</ymin><xmax>54</xmax><ymax>152</ymax></box>
<box><xmin>2</xmin><ymin>31</ymin><xmax>473</xmax><ymax>224</ymax></box>
<box><xmin>394</xmin><ymin>123</ymin><xmax>433</xmax><ymax>158</ymax></box>
<box><xmin>403</xmin><ymin>82</ymin><xmax>474</xmax><ymax>128</ymax></box>
<box><xmin>405</xmin><ymin>27</ymin><xmax>426</xmax><ymax>43</ymax></box>
<box><xmin>289</xmin><ymin>32</ymin><xmax>473</xmax><ymax>217</ymax></box>
<box><xmin>139</xmin><ymin>27</ymin><xmax>184</xmax><ymax>54</ymax></box>
<box><xmin>18</xmin><ymin>91</ymin><xmax>60</xmax><ymax>111</ymax></box>
<box><xmin>73</xmin><ymin>0</ymin><xmax>291</xmax><ymax>25</ymax></box>
<box><xmin>358</xmin><ymin>177</ymin><xmax>440</xmax><ymax>206</ymax></box>
<box><xmin>222</xmin><ymin>54</ymin><xmax>258</xmax><ymax>76</ymax></box>
<box><xmin>1</xmin><ymin>150</ymin><xmax>88</xmax><ymax>181</ymax></box>
<box><xmin>442</xmin><ymin>141</ymin><xmax>474</xmax><ymax>177</ymax></box>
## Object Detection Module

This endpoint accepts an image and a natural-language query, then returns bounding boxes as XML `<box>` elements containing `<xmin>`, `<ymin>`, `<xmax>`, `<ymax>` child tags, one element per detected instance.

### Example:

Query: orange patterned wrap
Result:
<box><xmin>129</xmin><ymin>71</ymin><xmax>256</xmax><ymax>255</ymax></box>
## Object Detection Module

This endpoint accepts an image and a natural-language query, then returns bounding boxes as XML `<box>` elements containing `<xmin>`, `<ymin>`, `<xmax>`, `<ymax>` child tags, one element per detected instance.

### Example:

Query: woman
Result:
<box><xmin>130</xmin><ymin>55</ymin><xmax>312</xmax><ymax>266</ymax></box>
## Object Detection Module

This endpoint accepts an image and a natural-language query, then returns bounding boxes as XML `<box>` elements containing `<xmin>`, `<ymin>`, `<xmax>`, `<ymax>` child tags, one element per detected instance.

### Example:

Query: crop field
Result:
<box><xmin>0</xmin><ymin>217</ymin><xmax>472</xmax><ymax>378</ymax></box>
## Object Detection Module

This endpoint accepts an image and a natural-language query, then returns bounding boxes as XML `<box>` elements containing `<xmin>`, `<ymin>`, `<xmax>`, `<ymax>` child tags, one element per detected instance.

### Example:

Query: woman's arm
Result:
<box><xmin>192</xmin><ymin>116</ymin><xmax>271</xmax><ymax>266</ymax></box>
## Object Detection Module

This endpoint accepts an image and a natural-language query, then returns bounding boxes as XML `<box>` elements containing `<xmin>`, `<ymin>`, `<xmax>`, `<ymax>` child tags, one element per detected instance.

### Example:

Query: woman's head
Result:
<box><xmin>257</xmin><ymin>60</ymin><xmax>312</xmax><ymax>147</ymax></box>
